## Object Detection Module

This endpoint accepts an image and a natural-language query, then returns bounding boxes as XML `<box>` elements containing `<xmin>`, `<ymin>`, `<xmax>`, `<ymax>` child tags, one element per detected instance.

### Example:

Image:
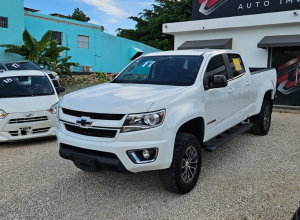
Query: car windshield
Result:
<box><xmin>0</xmin><ymin>76</ymin><xmax>54</xmax><ymax>98</ymax></box>
<box><xmin>112</xmin><ymin>56</ymin><xmax>204</xmax><ymax>86</ymax></box>
<box><xmin>4</xmin><ymin>62</ymin><xmax>41</xmax><ymax>71</ymax></box>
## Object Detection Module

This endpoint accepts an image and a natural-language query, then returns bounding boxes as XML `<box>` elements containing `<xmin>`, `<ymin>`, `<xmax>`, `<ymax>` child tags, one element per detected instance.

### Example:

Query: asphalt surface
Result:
<box><xmin>0</xmin><ymin>112</ymin><xmax>300</xmax><ymax>220</ymax></box>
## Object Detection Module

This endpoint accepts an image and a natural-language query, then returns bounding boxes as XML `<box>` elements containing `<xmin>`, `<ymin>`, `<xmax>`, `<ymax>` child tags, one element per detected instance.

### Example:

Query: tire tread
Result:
<box><xmin>159</xmin><ymin>133</ymin><xmax>201</xmax><ymax>194</ymax></box>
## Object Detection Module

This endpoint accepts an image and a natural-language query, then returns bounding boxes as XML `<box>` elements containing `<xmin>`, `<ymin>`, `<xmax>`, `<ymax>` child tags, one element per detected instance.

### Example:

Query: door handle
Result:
<box><xmin>228</xmin><ymin>88</ymin><xmax>235</xmax><ymax>94</ymax></box>
<box><xmin>245</xmin><ymin>82</ymin><xmax>251</xmax><ymax>86</ymax></box>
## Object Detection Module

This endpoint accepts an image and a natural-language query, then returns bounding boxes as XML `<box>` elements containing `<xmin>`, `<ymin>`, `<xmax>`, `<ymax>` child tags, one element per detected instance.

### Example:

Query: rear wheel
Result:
<box><xmin>159</xmin><ymin>133</ymin><xmax>202</xmax><ymax>194</ymax></box>
<box><xmin>250</xmin><ymin>100</ymin><xmax>272</xmax><ymax>136</ymax></box>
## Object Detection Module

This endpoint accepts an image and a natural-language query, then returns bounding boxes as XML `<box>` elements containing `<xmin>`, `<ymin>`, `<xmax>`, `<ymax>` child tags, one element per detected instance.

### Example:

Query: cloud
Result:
<box><xmin>89</xmin><ymin>19</ymin><xmax>101</xmax><ymax>25</ymax></box>
<box><xmin>122</xmin><ymin>1</ymin><xmax>154</xmax><ymax>6</ymax></box>
<box><xmin>80</xmin><ymin>0</ymin><xmax>128</xmax><ymax>17</ymax></box>
<box><xmin>108</xmin><ymin>19</ymin><xmax>118</xmax><ymax>23</ymax></box>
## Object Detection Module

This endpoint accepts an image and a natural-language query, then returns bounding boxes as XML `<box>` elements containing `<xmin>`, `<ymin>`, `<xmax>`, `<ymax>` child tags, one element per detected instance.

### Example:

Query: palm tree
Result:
<box><xmin>0</xmin><ymin>29</ymin><xmax>78</xmax><ymax>74</ymax></box>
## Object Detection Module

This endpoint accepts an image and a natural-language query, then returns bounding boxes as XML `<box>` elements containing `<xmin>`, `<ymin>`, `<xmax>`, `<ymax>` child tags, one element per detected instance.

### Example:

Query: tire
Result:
<box><xmin>250</xmin><ymin>100</ymin><xmax>272</xmax><ymax>136</ymax></box>
<box><xmin>159</xmin><ymin>133</ymin><xmax>202</xmax><ymax>194</ymax></box>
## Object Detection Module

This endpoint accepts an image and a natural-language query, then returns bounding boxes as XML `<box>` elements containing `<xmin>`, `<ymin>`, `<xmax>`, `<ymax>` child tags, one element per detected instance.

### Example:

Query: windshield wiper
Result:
<box><xmin>0</xmin><ymin>94</ymin><xmax>33</xmax><ymax>98</ymax></box>
<box><xmin>32</xmin><ymin>93</ymin><xmax>53</xmax><ymax>96</ymax></box>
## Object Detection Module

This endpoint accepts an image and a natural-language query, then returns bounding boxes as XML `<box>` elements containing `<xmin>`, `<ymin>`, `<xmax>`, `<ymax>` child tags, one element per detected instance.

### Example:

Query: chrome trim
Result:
<box><xmin>127</xmin><ymin>148</ymin><xmax>159</xmax><ymax>164</ymax></box>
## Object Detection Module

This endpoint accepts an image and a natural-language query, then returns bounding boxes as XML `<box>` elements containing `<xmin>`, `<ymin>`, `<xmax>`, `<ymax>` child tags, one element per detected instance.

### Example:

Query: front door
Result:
<box><xmin>204</xmin><ymin>54</ymin><xmax>235</xmax><ymax>140</ymax></box>
<box><xmin>271</xmin><ymin>47</ymin><xmax>300</xmax><ymax>106</ymax></box>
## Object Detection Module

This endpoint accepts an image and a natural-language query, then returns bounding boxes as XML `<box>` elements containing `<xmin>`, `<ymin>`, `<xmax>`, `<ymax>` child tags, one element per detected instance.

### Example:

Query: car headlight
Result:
<box><xmin>121</xmin><ymin>110</ymin><xmax>165</xmax><ymax>133</ymax></box>
<box><xmin>0</xmin><ymin>109</ymin><xmax>8</xmax><ymax>119</ymax></box>
<box><xmin>48</xmin><ymin>102</ymin><xmax>59</xmax><ymax>116</ymax></box>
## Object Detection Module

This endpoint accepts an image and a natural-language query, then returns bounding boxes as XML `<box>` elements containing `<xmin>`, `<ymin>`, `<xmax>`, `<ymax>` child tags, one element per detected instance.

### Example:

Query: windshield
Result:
<box><xmin>112</xmin><ymin>56</ymin><xmax>204</xmax><ymax>86</ymax></box>
<box><xmin>0</xmin><ymin>76</ymin><xmax>54</xmax><ymax>98</ymax></box>
<box><xmin>4</xmin><ymin>62</ymin><xmax>41</xmax><ymax>71</ymax></box>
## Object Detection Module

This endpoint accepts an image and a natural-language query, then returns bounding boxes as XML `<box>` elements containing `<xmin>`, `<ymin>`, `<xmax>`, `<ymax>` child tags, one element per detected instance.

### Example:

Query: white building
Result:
<box><xmin>163</xmin><ymin>1</ymin><xmax>300</xmax><ymax>106</ymax></box>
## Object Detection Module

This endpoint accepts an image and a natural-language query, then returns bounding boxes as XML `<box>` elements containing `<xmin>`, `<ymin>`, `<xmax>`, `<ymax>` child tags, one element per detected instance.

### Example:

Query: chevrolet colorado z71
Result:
<box><xmin>52</xmin><ymin>49</ymin><xmax>277</xmax><ymax>194</ymax></box>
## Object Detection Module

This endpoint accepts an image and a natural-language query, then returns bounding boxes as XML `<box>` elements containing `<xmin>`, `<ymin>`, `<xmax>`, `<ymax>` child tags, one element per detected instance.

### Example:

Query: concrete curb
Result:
<box><xmin>273</xmin><ymin>105</ymin><xmax>300</xmax><ymax>114</ymax></box>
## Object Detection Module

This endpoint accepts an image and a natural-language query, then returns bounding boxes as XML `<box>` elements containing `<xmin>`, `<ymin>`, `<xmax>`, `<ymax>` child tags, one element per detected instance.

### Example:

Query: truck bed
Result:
<box><xmin>249</xmin><ymin>67</ymin><xmax>276</xmax><ymax>75</ymax></box>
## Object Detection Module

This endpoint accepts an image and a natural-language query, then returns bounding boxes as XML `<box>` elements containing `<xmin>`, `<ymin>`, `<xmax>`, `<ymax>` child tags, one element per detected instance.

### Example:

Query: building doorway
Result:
<box><xmin>271</xmin><ymin>47</ymin><xmax>300</xmax><ymax>106</ymax></box>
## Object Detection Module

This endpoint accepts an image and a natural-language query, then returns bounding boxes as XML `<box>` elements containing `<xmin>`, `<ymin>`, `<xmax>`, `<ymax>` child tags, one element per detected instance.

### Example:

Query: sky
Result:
<box><xmin>24</xmin><ymin>0</ymin><xmax>155</xmax><ymax>35</ymax></box>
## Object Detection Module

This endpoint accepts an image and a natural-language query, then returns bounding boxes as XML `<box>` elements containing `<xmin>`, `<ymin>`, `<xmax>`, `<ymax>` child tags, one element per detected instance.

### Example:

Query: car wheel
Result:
<box><xmin>159</xmin><ymin>133</ymin><xmax>202</xmax><ymax>194</ymax></box>
<box><xmin>250</xmin><ymin>100</ymin><xmax>272</xmax><ymax>136</ymax></box>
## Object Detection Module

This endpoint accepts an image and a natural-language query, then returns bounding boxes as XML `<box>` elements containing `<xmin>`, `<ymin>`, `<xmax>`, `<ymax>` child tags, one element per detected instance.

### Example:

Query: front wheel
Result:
<box><xmin>159</xmin><ymin>133</ymin><xmax>202</xmax><ymax>194</ymax></box>
<box><xmin>250</xmin><ymin>100</ymin><xmax>272</xmax><ymax>136</ymax></box>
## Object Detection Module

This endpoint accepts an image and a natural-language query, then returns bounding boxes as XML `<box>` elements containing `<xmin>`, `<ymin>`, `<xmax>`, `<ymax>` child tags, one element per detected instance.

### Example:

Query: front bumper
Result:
<box><xmin>59</xmin><ymin>143</ymin><xmax>131</xmax><ymax>173</ymax></box>
<box><xmin>0</xmin><ymin>110</ymin><xmax>57</xmax><ymax>143</ymax></box>
<box><xmin>56</xmin><ymin>125</ymin><xmax>175</xmax><ymax>173</ymax></box>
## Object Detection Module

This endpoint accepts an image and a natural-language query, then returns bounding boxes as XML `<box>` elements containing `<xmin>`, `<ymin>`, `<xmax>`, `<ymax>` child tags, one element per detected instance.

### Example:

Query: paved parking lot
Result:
<box><xmin>0</xmin><ymin>112</ymin><xmax>300</xmax><ymax>220</ymax></box>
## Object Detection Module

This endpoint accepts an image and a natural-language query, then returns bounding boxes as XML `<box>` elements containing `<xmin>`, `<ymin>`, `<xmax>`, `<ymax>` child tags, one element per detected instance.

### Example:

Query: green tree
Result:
<box><xmin>42</xmin><ymin>40</ymin><xmax>79</xmax><ymax>75</ymax></box>
<box><xmin>68</xmin><ymin>8</ymin><xmax>90</xmax><ymax>22</ymax></box>
<box><xmin>45</xmin><ymin>56</ymin><xmax>78</xmax><ymax>75</ymax></box>
<box><xmin>1</xmin><ymin>30</ymin><xmax>52</xmax><ymax>64</ymax></box>
<box><xmin>116</xmin><ymin>0</ymin><xmax>193</xmax><ymax>51</ymax></box>
<box><xmin>0</xmin><ymin>30</ymin><xmax>69</xmax><ymax>65</ymax></box>
<box><xmin>0</xmin><ymin>30</ymin><xmax>78</xmax><ymax>74</ymax></box>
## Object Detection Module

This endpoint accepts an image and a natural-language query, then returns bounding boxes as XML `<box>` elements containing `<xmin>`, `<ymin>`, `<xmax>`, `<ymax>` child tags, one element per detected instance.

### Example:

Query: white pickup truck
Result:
<box><xmin>53</xmin><ymin>49</ymin><xmax>277</xmax><ymax>194</ymax></box>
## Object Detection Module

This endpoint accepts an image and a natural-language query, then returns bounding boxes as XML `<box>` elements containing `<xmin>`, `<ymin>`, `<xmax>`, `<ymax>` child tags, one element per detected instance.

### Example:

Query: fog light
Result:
<box><xmin>127</xmin><ymin>148</ymin><xmax>158</xmax><ymax>164</ymax></box>
<box><xmin>142</xmin><ymin>150</ymin><xmax>150</xmax><ymax>159</ymax></box>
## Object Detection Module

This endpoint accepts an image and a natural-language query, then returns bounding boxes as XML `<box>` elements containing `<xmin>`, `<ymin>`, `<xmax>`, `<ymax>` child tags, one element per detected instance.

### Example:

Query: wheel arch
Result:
<box><xmin>263</xmin><ymin>89</ymin><xmax>274</xmax><ymax>106</ymax></box>
<box><xmin>177</xmin><ymin>117</ymin><xmax>205</xmax><ymax>144</ymax></box>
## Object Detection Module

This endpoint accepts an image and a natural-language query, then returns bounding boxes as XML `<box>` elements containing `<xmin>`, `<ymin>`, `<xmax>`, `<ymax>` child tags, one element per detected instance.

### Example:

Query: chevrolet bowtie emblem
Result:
<box><xmin>76</xmin><ymin>117</ymin><xmax>94</xmax><ymax>127</ymax></box>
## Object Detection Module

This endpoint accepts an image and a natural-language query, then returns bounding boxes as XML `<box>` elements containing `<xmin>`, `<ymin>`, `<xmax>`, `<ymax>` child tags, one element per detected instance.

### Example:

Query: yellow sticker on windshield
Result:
<box><xmin>233</xmin><ymin>58</ymin><xmax>242</xmax><ymax>71</ymax></box>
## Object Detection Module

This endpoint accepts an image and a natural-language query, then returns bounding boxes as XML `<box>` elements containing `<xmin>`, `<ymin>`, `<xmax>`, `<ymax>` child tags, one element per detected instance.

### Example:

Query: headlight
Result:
<box><xmin>48</xmin><ymin>102</ymin><xmax>59</xmax><ymax>116</ymax></box>
<box><xmin>0</xmin><ymin>109</ymin><xmax>8</xmax><ymax>119</ymax></box>
<box><xmin>121</xmin><ymin>110</ymin><xmax>165</xmax><ymax>133</ymax></box>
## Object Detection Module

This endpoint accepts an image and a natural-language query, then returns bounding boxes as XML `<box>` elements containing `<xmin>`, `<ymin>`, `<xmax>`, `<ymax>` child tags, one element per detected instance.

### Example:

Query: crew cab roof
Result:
<box><xmin>143</xmin><ymin>49</ymin><xmax>241</xmax><ymax>57</ymax></box>
<box><xmin>0</xmin><ymin>70</ymin><xmax>46</xmax><ymax>77</ymax></box>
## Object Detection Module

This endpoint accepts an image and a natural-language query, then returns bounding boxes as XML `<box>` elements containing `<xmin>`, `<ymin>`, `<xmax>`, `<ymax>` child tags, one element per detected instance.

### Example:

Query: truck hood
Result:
<box><xmin>1</xmin><ymin>95</ymin><xmax>59</xmax><ymax>113</ymax></box>
<box><xmin>60</xmin><ymin>83</ymin><xmax>188</xmax><ymax>114</ymax></box>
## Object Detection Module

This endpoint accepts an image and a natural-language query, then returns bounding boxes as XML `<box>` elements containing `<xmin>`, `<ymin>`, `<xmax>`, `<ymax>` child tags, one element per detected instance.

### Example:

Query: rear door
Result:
<box><xmin>225</xmin><ymin>54</ymin><xmax>252</xmax><ymax>124</ymax></box>
<box><xmin>204</xmin><ymin>54</ymin><xmax>235</xmax><ymax>140</ymax></box>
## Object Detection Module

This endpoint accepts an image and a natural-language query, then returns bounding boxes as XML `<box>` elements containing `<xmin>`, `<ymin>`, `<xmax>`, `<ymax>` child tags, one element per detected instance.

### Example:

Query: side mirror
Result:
<box><xmin>205</xmin><ymin>75</ymin><xmax>228</xmax><ymax>90</ymax></box>
<box><xmin>56</xmin><ymin>87</ymin><xmax>65</xmax><ymax>94</ymax></box>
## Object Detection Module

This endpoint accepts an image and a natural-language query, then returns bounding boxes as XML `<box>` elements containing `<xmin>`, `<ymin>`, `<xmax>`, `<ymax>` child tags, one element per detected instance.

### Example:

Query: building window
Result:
<box><xmin>51</xmin><ymin>31</ymin><xmax>63</xmax><ymax>45</ymax></box>
<box><xmin>78</xmin><ymin>35</ymin><xmax>89</xmax><ymax>49</ymax></box>
<box><xmin>0</xmin><ymin>17</ymin><xmax>8</xmax><ymax>28</ymax></box>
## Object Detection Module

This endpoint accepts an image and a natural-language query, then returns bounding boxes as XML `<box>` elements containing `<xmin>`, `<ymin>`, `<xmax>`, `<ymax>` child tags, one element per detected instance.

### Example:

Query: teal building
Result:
<box><xmin>0</xmin><ymin>0</ymin><xmax>160</xmax><ymax>73</ymax></box>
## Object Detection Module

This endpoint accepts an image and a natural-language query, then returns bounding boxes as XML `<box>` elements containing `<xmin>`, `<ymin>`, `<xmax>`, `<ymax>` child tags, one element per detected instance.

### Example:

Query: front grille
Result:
<box><xmin>9</xmin><ymin>131</ymin><xmax>18</xmax><ymax>136</ymax></box>
<box><xmin>62</xmin><ymin>108</ymin><xmax>125</xmax><ymax>120</ymax></box>
<box><xmin>33</xmin><ymin>127</ymin><xmax>50</xmax><ymax>134</ymax></box>
<box><xmin>64</xmin><ymin>124</ymin><xmax>117</xmax><ymax>138</ymax></box>
<box><xmin>9</xmin><ymin>116</ymin><xmax>48</xmax><ymax>124</ymax></box>
<box><xmin>48</xmin><ymin>74</ymin><xmax>55</xmax><ymax>79</ymax></box>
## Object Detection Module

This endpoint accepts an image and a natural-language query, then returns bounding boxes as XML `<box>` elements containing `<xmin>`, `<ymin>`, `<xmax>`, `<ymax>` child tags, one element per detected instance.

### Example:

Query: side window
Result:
<box><xmin>227</xmin><ymin>54</ymin><xmax>245</xmax><ymax>78</ymax></box>
<box><xmin>205</xmin><ymin>55</ymin><xmax>229</xmax><ymax>80</ymax></box>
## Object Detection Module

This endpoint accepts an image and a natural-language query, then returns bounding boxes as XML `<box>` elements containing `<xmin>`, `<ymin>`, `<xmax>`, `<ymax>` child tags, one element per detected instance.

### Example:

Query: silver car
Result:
<box><xmin>0</xmin><ymin>61</ymin><xmax>61</xmax><ymax>87</ymax></box>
